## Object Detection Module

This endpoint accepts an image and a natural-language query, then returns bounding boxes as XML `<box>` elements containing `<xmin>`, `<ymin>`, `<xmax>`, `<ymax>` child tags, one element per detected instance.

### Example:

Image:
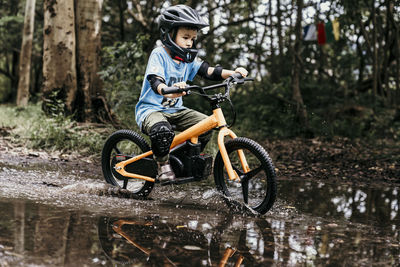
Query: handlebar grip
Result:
<box><xmin>231</xmin><ymin>72</ymin><xmax>244</xmax><ymax>79</ymax></box>
<box><xmin>161</xmin><ymin>86</ymin><xmax>183</xmax><ymax>95</ymax></box>
<box><xmin>227</xmin><ymin>73</ymin><xmax>254</xmax><ymax>84</ymax></box>
<box><xmin>161</xmin><ymin>85</ymin><xmax>201</xmax><ymax>95</ymax></box>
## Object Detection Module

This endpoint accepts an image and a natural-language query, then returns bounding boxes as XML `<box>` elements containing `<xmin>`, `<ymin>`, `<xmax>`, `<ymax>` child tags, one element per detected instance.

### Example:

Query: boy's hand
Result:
<box><xmin>164</xmin><ymin>81</ymin><xmax>187</xmax><ymax>98</ymax></box>
<box><xmin>234</xmin><ymin>67</ymin><xmax>248</xmax><ymax>78</ymax></box>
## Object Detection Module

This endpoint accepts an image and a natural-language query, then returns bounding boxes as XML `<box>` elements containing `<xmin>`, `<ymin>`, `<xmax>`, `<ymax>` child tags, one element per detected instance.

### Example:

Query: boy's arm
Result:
<box><xmin>148</xmin><ymin>75</ymin><xmax>166</xmax><ymax>94</ymax></box>
<box><xmin>147</xmin><ymin>75</ymin><xmax>185</xmax><ymax>98</ymax></box>
<box><xmin>221</xmin><ymin>67</ymin><xmax>248</xmax><ymax>79</ymax></box>
<box><xmin>197</xmin><ymin>62</ymin><xmax>248</xmax><ymax>80</ymax></box>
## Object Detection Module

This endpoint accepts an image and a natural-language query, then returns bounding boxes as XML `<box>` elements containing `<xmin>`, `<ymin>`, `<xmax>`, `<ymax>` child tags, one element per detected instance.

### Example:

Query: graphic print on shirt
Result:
<box><xmin>162</xmin><ymin>76</ymin><xmax>183</xmax><ymax>108</ymax></box>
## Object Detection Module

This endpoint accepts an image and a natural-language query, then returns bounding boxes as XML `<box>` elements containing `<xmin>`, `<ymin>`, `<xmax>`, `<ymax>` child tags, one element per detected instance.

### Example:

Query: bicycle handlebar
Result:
<box><xmin>160</xmin><ymin>73</ymin><xmax>254</xmax><ymax>128</ymax></box>
<box><xmin>161</xmin><ymin>85</ymin><xmax>201</xmax><ymax>95</ymax></box>
<box><xmin>160</xmin><ymin>73</ymin><xmax>254</xmax><ymax>96</ymax></box>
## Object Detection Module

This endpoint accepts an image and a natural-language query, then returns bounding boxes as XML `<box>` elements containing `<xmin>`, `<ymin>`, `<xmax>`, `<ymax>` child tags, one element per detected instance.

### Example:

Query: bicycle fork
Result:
<box><xmin>218</xmin><ymin>126</ymin><xmax>250</xmax><ymax>181</ymax></box>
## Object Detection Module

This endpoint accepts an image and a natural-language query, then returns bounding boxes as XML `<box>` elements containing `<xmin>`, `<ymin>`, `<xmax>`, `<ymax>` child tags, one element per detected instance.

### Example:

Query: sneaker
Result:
<box><xmin>156</xmin><ymin>161</ymin><xmax>176</xmax><ymax>185</ymax></box>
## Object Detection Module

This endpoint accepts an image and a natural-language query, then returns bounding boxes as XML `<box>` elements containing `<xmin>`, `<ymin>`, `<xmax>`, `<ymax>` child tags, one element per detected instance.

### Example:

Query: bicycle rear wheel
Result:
<box><xmin>101</xmin><ymin>129</ymin><xmax>154</xmax><ymax>197</ymax></box>
<box><xmin>213</xmin><ymin>137</ymin><xmax>277</xmax><ymax>214</ymax></box>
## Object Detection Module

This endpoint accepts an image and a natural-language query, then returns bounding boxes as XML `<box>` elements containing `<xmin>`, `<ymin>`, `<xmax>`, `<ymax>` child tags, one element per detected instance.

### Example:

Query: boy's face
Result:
<box><xmin>175</xmin><ymin>27</ymin><xmax>198</xmax><ymax>49</ymax></box>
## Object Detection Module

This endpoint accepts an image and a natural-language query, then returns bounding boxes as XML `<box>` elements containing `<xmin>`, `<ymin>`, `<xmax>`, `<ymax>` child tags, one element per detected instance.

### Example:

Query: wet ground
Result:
<box><xmin>0</xmin><ymin>158</ymin><xmax>399</xmax><ymax>266</ymax></box>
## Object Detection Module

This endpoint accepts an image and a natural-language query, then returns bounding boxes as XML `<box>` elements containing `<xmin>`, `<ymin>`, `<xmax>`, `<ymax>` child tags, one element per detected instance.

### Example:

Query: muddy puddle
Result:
<box><xmin>0</xmin><ymin>162</ymin><xmax>399</xmax><ymax>266</ymax></box>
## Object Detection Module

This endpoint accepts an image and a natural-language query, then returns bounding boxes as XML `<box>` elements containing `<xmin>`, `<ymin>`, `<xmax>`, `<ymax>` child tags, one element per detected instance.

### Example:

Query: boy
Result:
<box><xmin>135</xmin><ymin>4</ymin><xmax>248</xmax><ymax>184</ymax></box>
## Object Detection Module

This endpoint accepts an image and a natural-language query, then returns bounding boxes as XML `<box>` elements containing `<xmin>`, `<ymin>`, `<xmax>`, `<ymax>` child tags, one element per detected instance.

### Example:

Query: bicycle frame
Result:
<box><xmin>114</xmin><ymin>107</ymin><xmax>250</xmax><ymax>183</ymax></box>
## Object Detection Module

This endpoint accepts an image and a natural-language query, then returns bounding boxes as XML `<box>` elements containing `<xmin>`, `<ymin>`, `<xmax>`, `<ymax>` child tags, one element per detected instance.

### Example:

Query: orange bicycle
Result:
<box><xmin>101</xmin><ymin>74</ymin><xmax>277</xmax><ymax>214</ymax></box>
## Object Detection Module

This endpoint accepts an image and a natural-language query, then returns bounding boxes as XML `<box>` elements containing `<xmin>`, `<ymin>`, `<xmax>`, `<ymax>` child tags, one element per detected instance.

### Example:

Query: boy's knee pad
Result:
<box><xmin>149</xmin><ymin>122</ymin><xmax>175</xmax><ymax>158</ymax></box>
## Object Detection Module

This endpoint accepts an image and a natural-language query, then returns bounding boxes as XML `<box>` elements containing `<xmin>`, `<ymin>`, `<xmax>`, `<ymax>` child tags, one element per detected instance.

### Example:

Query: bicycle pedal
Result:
<box><xmin>159</xmin><ymin>178</ymin><xmax>181</xmax><ymax>186</ymax></box>
<box><xmin>160</xmin><ymin>180</ymin><xmax>176</xmax><ymax>186</ymax></box>
<box><xmin>159</xmin><ymin>176</ymin><xmax>196</xmax><ymax>186</ymax></box>
<box><xmin>156</xmin><ymin>177</ymin><xmax>178</xmax><ymax>186</ymax></box>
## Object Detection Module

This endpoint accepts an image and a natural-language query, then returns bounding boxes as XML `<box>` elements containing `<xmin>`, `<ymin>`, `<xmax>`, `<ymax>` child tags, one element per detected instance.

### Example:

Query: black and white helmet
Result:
<box><xmin>159</xmin><ymin>5</ymin><xmax>208</xmax><ymax>63</ymax></box>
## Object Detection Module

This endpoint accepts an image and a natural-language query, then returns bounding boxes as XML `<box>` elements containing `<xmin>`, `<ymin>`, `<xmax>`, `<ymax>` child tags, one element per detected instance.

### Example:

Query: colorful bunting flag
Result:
<box><xmin>317</xmin><ymin>22</ymin><xmax>326</xmax><ymax>45</ymax></box>
<box><xmin>325</xmin><ymin>21</ymin><xmax>334</xmax><ymax>43</ymax></box>
<box><xmin>303</xmin><ymin>24</ymin><xmax>317</xmax><ymax>41</ymax></box>
<box><xmin>303</xmin><ymin>19</ymin><xmax>340</xmax><ymax>45</ymax></box>
<box><xmin>332</xmin><ymin>18</ymin><xmax>340</xmax><ymax>41</ymax></box>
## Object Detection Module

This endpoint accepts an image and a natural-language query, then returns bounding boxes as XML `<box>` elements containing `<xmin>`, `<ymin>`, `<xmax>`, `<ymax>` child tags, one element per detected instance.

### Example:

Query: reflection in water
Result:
<box><xmin>0</xmin><ymin>179</ymin><xmax>399</xmax><ymax>266</ymax></box>
<box><xmin>98</xmin><ymin>216</ymin><xmax>209</xmax><ymax>266</ymax></box>
<box><xmin>279</xmin><ymin>180</ymin><xmax>400</xmax><ymax>226</ymax></box>
<box><xmin>0</xmin><ymin>199</ymin><xmax>107</xmax><ymax>266</ymax></box>
<box><xmin>97</xmin><ymin>214</ymin><xmax>274</xmax><ymax>266</ymax></box>
<box><xmin>0</xmin><ymin>199</ymin><xmax>275</xmax><ymax>266</ymax></box>
<box><xmin>277</xmin><ymin>180</ymin><xmax>400</xmax><ymax>266</ymax></box>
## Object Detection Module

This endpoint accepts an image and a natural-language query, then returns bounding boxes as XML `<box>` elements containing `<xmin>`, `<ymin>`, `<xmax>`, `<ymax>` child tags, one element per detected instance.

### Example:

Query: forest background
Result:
<box><xmin>0</xmin><ymin>0</ymin><xmax>399</xmax><ymax>164</ymax></box>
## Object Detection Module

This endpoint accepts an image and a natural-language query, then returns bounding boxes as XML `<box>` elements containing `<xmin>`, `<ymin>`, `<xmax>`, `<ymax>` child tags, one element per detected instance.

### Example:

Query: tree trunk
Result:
<box><xmin>291</xmin><ymin>0</ymin><xmax>308</xmax><ymax>128</ymax></box>
<box><xmin>42</xmin><ymin>0</ymin><xmax>77</xmax><ymax>115</ymax></box>
<box><xmin>206</xmin><ymin>0</ymin><xmax>216</xmax><ymax>63</ymax></box>
<box><xmin>277</xmin><ymin>0</ymin><xmax>283</xmax><ymax>57</ymax></box>
<box><xmin>382</xmin><ymin>0</ymin><xmax>392</xmax><ymax>104</ymax></box>
<box><xmin>384</xmin><ymin>0</ymin><xmax>399</xmax><ymax>106</ymax></box>
<box><xmin>256</xmin><ymin>15</ymin><xmax>267</xmax><ymax>80</ymax></box>
<box><xmin>118</xmin><ymin>0</ymin><xmax>125</xmax><ymax>41</ymax></box>
<box><xmin>17</xmin><ymin>0</ymin><xmax>36</xmax><ymax>106</ymax></box>
<box><xmin>75</xmin><ymin>0</ymin><xmax>104</xmax><ymax>122</ymax></box>
<box><xmin>356</xmin><ymin>34</ymin><xmax>364</xmax><ymax>92</ymax></box>
<box><xmin>372</xmin><ymin>2</ymin><xmax>378</xmax><ymax>97</ymax></box>
<box><xmin>276</xmin><ymin>0</ymin><xmax>284</xmax><ymax>76</ymax></box>
<box><xmin>269</xmin><ymin>1</ymin><xmax>276</xmax><ymax>82</ymax></box>
<box><xmin>11</xmin><ymin>51</ymin><xmax>20</xmax><ymax>101</ymax></box>
<box><xmin>396</xmin><ymin>19</ymin><xmax>400</xmax><ymax>106</ymax></box>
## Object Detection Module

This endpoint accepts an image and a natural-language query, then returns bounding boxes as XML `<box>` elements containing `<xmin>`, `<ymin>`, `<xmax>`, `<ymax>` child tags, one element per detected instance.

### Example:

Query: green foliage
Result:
<box><xmin>0</xmin><ymin>14</ymin><xmax>23</xmax><ymax>101</ymax></box>
<box><xmin>230</xmin><ymin>78</ymin><xmax>302</xmax><ymax>138</ymax></box>
<box><xmin>41</xmin><ymin>89</ymin><xmax>67</xmax><ymax>117</ymax></box>
<box><xmin>0</xmin><ymin>0</ymin><xmax>44</xmax><ymax>102</ymax></box>
<box><xmin>28</xmin><ymin>114</ymin><xmax>107</xmax><ymax>155</ymax></box>
<box><xmin>0</xmin><ymin>76</ymin><xmax>11</xmax><ymax>102</ymax></box>
<box><xmin>99</xmin><ymin>35</ymin><xmax>150</xmax><ymax>129</ymax></box>
<box><xmin>0</xmin><ymin>15</ymin><xmax>23</xmax><ymax>51</ymax></box>
<box><xmin>0</xmin><ymin>104</ymin><xmax>111</xmax><ymax>156</ymax></box>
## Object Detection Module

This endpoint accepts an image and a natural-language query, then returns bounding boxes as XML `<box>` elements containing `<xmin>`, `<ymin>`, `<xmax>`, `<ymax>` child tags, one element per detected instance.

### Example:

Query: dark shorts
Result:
<box><xmin>142</xmin><ymin>109</ymin><xmax>208</xmax><ymax>135</ymax></box>
<box><xmin>142</xmin><ymin>109</ymin><xmax>212</xmax><ymax>161</ymax></box>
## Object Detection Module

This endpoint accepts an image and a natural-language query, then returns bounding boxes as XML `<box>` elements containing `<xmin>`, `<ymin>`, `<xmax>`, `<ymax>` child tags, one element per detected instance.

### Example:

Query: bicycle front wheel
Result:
<box><xmin>101</xmin><ymin>129</ymin><xmax>154</xmax><ymax>197</ymax></box>
<box><xmin>213</xmin><ymin>137</ymin><xmax>277</xmax><ymax>214</ymax></box>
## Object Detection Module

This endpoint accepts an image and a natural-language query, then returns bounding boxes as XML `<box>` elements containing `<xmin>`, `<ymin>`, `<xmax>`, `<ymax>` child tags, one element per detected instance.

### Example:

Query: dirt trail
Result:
<box><xmin>1</xmin><ymin>132</ymin><xmax>399</xmax><ymax>267</ymax></box>
<box><xmin>262</xmin><ymin>137</ymin><xmax>399</xmax><ymax>186</ymax></box>
<box><xmin>1</xmin><ymin>131</ymin><xmax>399</xmax><ymax>186</ymax></box>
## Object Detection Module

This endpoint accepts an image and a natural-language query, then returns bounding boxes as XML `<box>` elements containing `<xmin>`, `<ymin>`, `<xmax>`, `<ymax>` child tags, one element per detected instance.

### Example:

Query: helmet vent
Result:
<box><xmin>169</xmin><ymin>10</ymin><xmax>179</xmax><ymax>17</ymax></box>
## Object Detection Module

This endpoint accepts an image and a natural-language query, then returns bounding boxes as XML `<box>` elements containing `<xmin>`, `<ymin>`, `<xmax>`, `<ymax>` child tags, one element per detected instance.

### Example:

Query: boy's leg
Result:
<box><xmin>171</xmin><ymin>109</ymin><xmax>212</xmax><ymax>151</ymax></box>
<box><xmin>142</xmin><ymin>111</ymin><xmax>175</xmax><ymax>183</ymax></box>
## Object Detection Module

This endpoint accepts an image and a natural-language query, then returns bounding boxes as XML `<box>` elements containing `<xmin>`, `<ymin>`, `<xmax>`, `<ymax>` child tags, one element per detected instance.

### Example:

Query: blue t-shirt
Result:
<box><xmin>135</xmin><ymin>46</ymin><xmax>202</xmax><ymax>129</ymax></box>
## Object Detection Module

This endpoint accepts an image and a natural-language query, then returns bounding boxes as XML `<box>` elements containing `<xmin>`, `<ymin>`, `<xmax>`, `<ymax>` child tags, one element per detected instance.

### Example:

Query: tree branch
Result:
<box><xmin>199</xmin><ymin>15</ymin><xmax>263</xmax><ymax>42</ymax></box>
<box><xmin>127</xmin><ymin>0</ymin><xmax>150</xmax><ymax>30</ymax></box>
